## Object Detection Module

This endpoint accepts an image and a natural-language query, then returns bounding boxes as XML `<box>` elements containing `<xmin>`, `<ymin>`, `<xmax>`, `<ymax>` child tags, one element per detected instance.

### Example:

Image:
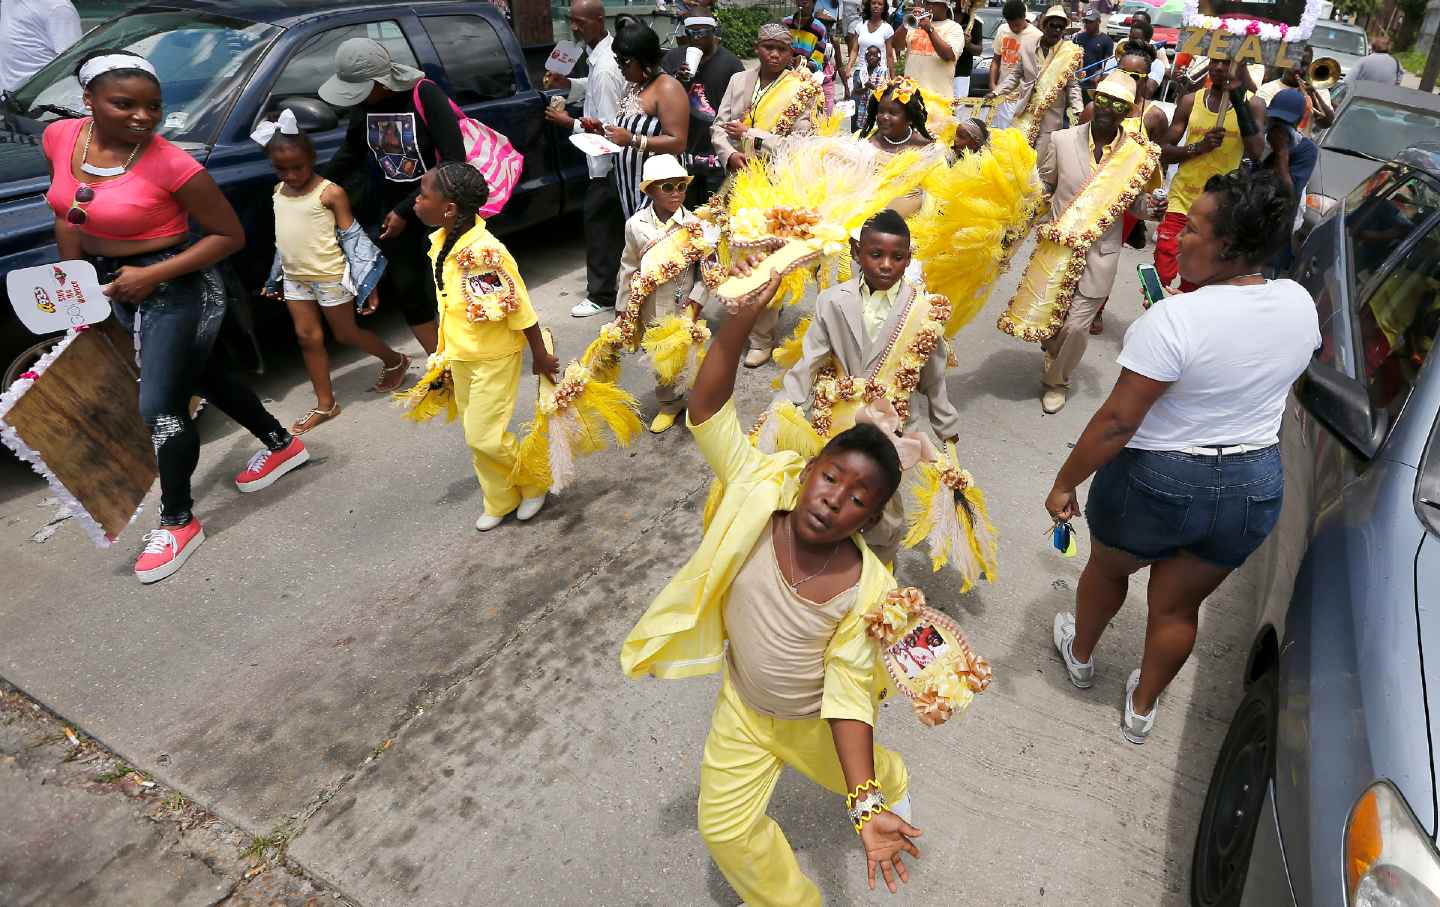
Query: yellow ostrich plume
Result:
<box><xmin>911</xmin><ymin>128</ymin><xmax>1042</xmax><ymax>337</ymax></box>
<box><xmin>392</xmin><ymin>359</ymin><xmax>458</xmax><ymax>424</ymax></box>
<box><xmin>772</xmin><ymin>316</ymin><xmax>812</xmax><ymax>373</ymax></box>
<box><xmin>641</xmin><ymin>313</ymin><xmax>710</xmax><ymax>391</ymax></box>
<box><xmin>716</xmin><ymin>138</ymin><xmax>943</xmax><ymax>308</ymax></box>
<box><xmin>512</xmin><ymin>333</ymin><xmax>643</xmax><ymax>493</ymax></box>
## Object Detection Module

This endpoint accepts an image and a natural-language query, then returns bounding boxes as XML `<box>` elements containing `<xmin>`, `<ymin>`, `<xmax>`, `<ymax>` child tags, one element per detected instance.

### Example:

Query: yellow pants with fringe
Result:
<box><xmin>698</xmin><ymin>673</ymin><xmax>909</xmax><ymax>907</ymax></box>
<box><xmin>450</xmin><ymin>354</ymin><xmax>545</xmax><ymax>517</ymax></box>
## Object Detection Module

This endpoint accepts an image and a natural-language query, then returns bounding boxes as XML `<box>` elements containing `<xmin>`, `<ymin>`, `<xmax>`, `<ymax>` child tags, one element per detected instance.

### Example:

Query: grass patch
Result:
<box><xmin>242</xmin><ymin>828</ymin><xmax>291</xmax><ymax>863</ymax></box>
<box><xmin>1398</xmin><ymin>48</ymin><xmax>1427</xmax><ymax>77</ymax></box>
<box><xmin>162</xmin><ymin>791</ymin><xmax>189</xmax><ymax>811</ymax></box>
<box><xmin>94</xmin><ymin>762</ymin><xmax>132</xmax><ymax>783</ymax></box>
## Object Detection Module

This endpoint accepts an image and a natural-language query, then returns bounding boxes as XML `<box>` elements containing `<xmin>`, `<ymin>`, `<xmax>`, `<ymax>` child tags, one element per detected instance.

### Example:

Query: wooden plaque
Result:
<box><xmin>0</xmin><ymin>321</ymin><xmax>154</xmax><ymax>546</ymax></box>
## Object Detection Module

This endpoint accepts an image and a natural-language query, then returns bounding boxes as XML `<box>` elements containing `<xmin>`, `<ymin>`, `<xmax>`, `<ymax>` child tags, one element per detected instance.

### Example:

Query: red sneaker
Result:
<box><xmin>134</xmin><ymin>520</ymin><xmax>205</xmax><ymax>584</ymax></box>
<box><xmin>235</xmin><ymin>437</ymin><xmax>309</xmax><ymax>493</ymax></box>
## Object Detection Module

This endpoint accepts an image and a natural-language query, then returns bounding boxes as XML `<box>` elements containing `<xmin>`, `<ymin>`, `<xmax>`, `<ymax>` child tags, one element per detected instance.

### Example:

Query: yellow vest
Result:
<box><xmin>1169</xmin><ymin>92</ymin><xmax>1243</xmax><ymax>216</ymax></box>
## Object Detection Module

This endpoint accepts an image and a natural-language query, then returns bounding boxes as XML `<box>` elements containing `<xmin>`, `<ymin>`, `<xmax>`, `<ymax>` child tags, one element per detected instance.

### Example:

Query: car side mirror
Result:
<box><xmin>275</xmin><ymin>97</ymin><xmax>338</xmax><ymax>134</ymax></box>
<box><xmin>1297</xmin><ymin>361</ymin><xmax>1382</xmax><ymax>459</ymax></box>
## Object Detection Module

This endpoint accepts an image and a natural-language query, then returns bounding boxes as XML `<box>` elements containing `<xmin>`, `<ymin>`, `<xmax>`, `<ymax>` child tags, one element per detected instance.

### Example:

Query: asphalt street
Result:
<box><xmin>0</xmin><ymin>218</ymin><xmax>1253</xmax><ymax>906</ymax></box>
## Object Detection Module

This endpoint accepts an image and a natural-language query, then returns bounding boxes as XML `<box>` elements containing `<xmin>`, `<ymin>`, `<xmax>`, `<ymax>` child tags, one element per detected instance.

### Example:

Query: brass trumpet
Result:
<box><xmin>1307</xmin><ymin>56</ymin><xmax>1341</xmax><ymax>90</ymax></box>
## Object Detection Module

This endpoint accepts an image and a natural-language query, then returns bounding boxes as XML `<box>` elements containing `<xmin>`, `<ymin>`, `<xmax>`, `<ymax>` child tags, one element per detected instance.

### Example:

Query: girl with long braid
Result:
<box><xmin>410</xmin><ymin>163</ymin><xmax>561</xmax><ymax>531</ymax></box>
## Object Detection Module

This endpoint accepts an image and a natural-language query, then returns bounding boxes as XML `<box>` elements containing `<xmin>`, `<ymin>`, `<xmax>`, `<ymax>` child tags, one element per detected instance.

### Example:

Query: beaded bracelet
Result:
<box><xmin>846</xmin><ymin>779</ymin><xmax>890</xmax><ymax>833</ymax></box>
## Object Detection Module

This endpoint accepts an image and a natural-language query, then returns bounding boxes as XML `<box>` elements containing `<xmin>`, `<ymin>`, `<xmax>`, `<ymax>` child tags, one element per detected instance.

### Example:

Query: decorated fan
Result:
<box><xmin>865</xmin><ymin>588</ymin><xmax>992</xmax><ymax>727</ymax></box>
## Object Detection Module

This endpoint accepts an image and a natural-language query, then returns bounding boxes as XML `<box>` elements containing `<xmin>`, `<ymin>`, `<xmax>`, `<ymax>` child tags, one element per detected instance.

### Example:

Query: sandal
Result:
<box><xmin>372</xmin><ymin>354</ymin><xmax>412</xmax><ymax>393</ymax></box>
<box><xmin>289</xmin><ymin>403</ymin><xmax>341</xmax><ymax>435</ymax></box>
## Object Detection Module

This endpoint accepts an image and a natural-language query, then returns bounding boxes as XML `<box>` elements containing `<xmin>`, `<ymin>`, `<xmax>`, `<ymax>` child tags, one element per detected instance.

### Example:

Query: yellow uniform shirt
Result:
<box><xmin>428</xmin><ymin>221</ymin><xmax>538</xmax><ymax>363</ymax></box>
<box><xmin>620</xmin><ymin>399</ymin><xmax>896</xmax><ymax>725</ymax></box>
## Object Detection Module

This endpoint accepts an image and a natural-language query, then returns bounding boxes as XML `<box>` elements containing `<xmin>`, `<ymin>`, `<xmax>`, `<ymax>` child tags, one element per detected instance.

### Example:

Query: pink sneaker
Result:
<box><xmin>134</xmin><ymin>520</ymin><xmax>205</xmax><ymax>584</ymax></box>
<box><xmin>235</xmin><ymin>438</ymin><xmax>309</xmax><ymax>493</ymax></box>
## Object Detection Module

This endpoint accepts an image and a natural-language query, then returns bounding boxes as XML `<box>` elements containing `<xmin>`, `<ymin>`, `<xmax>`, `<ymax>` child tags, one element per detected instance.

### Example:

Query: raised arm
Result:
<box><xmin>688</xmin><ymin>264</ymin><xmax>783</xmax><ymax>424</ymax></box>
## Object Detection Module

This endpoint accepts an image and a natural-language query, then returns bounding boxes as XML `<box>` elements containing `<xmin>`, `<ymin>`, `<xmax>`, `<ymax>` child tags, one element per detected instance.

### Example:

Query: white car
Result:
<box><xmin>1105</xmin><ymin>0</ymin><xmax>1152</xmax><ymax>41</ymax></box>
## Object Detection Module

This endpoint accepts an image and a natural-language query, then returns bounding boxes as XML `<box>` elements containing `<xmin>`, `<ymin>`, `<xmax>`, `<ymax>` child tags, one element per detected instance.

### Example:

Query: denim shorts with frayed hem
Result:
<box><xmin>1084</xmin><ymin>445</ymin><xmax>1284</xmax><ymax>570</ymax></box>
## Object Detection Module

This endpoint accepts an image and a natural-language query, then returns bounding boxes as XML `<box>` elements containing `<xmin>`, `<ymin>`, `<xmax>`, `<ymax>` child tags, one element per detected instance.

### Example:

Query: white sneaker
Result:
<box><xmin>743</xmin><ymin>348</ymin><xmax>772</xmax><ymax>368</ymax></box>
<box><xmin>1122</xmin><ymin>669</ymin><xmax>1158</xmax><ymax>745</ymax></box>
<box><xmin>1052</xmin><ymin>612</ymin><xmax>1095</xmax><ymax>689</ymax></box>
<box><xmin>516</xmin><ymin>494</ymin><xmax>546</xmax><ymax>521</ymax></box>
<box><xmin>570</xmin><ymin>300</ymin><xmax>607</xmax><ymax>317</ymax></box>
<box><xmin>476</xmin><ymin>512</ymin><xmax>506</xmax><ymax>531</ymax></box>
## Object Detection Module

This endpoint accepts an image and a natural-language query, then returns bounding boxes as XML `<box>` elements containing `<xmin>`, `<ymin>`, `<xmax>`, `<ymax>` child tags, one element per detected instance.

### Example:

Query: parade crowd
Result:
<box><xmin>30</xmin><ymin>0</ymin><xmax>1406</xmax><ymax>900</ymax></box>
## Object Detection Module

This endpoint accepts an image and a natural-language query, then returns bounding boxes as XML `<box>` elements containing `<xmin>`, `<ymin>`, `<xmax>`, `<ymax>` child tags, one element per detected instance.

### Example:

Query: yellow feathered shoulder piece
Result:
<box><xmin>910</xmin><ymin>128</ymin><xmax>1043</xmax><ymax>338</ymax></box>
<box><xmin>715</xmin><ymin>137</ymin><xmax>941</xmax><ymax>309</ymax></box>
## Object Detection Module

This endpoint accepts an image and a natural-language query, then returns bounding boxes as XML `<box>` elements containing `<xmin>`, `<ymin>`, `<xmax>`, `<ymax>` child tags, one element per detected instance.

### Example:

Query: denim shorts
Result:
<box><xmin>1084</xmin><ymin>446</ymin><xmax>1284</xmax><ymax>569</ymax></box>
<box><xmin>283</xmin><ymin>277</ymin><xmax>353</xmax><ymax>308</ymax></box>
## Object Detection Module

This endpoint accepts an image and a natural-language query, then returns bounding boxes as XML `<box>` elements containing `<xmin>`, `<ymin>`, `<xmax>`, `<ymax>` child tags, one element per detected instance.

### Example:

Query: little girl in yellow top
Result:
<box><xmin>413</xmin><ymin>163</ymin><xmax>560</xmax><ymax>531</ymax></box>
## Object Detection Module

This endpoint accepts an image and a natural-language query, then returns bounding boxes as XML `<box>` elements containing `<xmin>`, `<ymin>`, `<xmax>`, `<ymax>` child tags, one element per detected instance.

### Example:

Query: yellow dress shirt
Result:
<box><xmin>859</xmin><ymin>281</ymin><xmax>900</xmax><ymax>345</ymax></box>
<box><xmin>429</xmin><ymin>221</ymin><xmax>538</xmax><ymax>363</ymax></box>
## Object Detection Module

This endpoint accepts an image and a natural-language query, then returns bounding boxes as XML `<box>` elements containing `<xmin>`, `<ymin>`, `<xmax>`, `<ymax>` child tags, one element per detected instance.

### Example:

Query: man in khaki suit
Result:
<box><xmin>711</xmin><ymin>23</ymin><xmax>820</xmax><ymax>367</ymax></box>
<box><xmin>777</xmin><ymin>211</ymin><xmax>960</xmax><ymax>562</ymax></box>
<box><xmin>988</xmin><ymin>5</ymin><xmax>1083</xmax><ymax>160</ymax></box>
<box><xmin>1035</xmin><ymin>72</ymin><xmax>1153</xmax><ymax>413</ymax></box>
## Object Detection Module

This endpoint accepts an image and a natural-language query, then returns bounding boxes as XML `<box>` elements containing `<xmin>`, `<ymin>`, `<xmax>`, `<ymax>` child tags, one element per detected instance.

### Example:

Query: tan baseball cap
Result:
<box><xmin>319</xmin><ymin>38</ymin><xmax>425</xmax><ymax>108</ymax></box>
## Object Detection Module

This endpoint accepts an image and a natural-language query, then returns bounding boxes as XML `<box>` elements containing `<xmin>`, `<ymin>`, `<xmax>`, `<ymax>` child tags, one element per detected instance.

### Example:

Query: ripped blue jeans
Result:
<box><xmin>96</xmin><ymin>250</ymin><xmax>287</xmax><ymax>525</ymax></box>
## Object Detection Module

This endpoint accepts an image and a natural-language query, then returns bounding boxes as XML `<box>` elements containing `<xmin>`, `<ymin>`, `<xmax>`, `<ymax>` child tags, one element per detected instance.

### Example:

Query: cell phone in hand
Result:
<box><xmin>1137</xmin><ymin>263</ymin><xmax>1165</xmax><ymax>310</ymax></box>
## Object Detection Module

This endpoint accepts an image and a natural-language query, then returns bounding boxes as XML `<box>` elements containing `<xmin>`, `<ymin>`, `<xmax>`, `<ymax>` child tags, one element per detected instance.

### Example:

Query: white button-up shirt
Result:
<box><xmin>568</xmin><ymin>33</ymin><xmax>625</xmax><ymax>179</ymax></box>
<box><xmin>0</xmin><ymin>0</ymin><xmax>82</xmax><ymax>92</ymax></box>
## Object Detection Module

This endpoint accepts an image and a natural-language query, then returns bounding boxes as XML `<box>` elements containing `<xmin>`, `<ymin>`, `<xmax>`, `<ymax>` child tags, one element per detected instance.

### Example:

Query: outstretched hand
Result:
<box><xmin>859</xmin><ymin>811</ymin><xmax>922</xmax><ymax>893</ymax></box>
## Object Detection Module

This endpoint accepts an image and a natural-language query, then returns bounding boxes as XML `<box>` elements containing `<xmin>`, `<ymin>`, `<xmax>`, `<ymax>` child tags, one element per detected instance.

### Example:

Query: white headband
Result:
<box><xmin>250</xmin><ymin>108</ymin><xmax>299</xmax><ymax>146</ymax></box>
<box><xmin>684</xmin><ymin>15</ymin><xmax>718</xmax><ymax>26</ymax></box>
<box><xmin>77</xmin><ymin>54</ymin><xmax>157</xmax><ymax>88</ymax></box>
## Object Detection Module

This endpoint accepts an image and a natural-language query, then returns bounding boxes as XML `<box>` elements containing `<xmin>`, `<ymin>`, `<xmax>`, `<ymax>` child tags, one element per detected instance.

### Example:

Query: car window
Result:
<box><xmin>268</xmin><ymin>21</ymin><xmax>418</xmax><ymax>114</ymax></box>
<box><xmin>1308</xmin><ymin>23</ymin><xmax>1367</xmax><ymax>56</ymax></box>
<box><xmin>6</xmin><ymin>10</ymin><xmax>278</xmax><ymax>146</ymax></box>
<box><xmin>1345</xmin><ymin>172</ymin><xmax>1438</xmax><ymax>293</ymax></box>
<box><xmin>421</xmin><ymin>15</ymin><xmax>516</xmax><ymax>105</ymax></box>
<box><xmin>1354</xmin><ymin>217</ymin><xmax>1440</xmax><ymax>428</ymax></box>
<box><xmin>1324</xmin><ymin>98</ymin><xmax>1440</xmax><ymax>162</ymax></box>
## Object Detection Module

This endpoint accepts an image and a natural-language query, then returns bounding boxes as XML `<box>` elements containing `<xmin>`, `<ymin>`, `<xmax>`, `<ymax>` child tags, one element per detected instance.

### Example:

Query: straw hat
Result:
<box><xmin>1041</xmin><ymin>4</ymin><xmax>1069</xmax><ymax>24</ymax></box>
<box><xmin>639</xmin><ymin>155</ymin><xmax>692</xmax><ymax>191</ymax></box>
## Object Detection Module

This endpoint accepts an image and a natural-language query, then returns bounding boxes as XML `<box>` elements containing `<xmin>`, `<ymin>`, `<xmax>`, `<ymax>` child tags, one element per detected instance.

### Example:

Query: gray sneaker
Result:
<box><xmin>1052</xmin><ymin>612</ymin><xmax>1094</xmax><ymax>689</ymax></box>
<box><xmin>1122</xmin><ymin>668</ymin><xmax>1158</xmax><ymax>744</ymax></box>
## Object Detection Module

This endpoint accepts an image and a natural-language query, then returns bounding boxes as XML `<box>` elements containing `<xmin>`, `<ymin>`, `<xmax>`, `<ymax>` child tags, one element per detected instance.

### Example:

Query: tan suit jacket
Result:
<box><xmin>994</xmin><ymin>32</ymin><xmax>1084</xmax><ymax>151</ymax></box>
<box><xmin>615</xmin><ymin>206</ymin><xmax>708</xmax><ymax>319</ymax></box>
<box><xmin>777</xmin><ymin>276</ymin><xmax>961</xmax><ymax>441</ymax></box>
<box><xmin>1038</xmin><ymin>123</ymin><xmax>1148</xmax><ymax>300</ymax></box>
<box><xmin>710</xmin><ymin>67</ymin><xmax>817</xmax><ymax>165</ymax></box>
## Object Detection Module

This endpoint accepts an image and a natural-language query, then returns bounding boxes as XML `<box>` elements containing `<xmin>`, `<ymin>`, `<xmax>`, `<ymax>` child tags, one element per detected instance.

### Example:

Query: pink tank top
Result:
<box><xmin>43</xmin><ymin>118</ymin><xmax>204</xmax><ymax>241</ymax></box>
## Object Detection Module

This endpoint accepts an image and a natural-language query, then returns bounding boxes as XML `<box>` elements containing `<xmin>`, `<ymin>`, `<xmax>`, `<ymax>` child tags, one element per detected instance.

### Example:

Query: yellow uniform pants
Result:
<box><xmin>449</xmin><ymin>354</ymin><xmax>546</xmax><ymax>518</ymax></box>
<box><xmin>698</xmin><ymin>674</ymin><xmax>909</xmax><ymax>907</ymax></box>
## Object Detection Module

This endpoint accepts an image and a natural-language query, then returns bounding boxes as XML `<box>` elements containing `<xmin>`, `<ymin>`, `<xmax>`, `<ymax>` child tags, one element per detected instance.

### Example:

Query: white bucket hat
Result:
<box><xmin>319</xmin><ymin>38</ymin><xmax>425</xmax><ymax>108</ymax></box>
<box><xmin>639</xmin><ymin>155</ymin><xmax>692</xmax><ymax>192</ymax></box>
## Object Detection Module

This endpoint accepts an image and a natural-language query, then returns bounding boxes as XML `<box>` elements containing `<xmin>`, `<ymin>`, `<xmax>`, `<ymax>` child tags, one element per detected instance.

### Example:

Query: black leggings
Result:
<box><xmin>96</xmin><ymin>250</ymin><xmax>288</xmax><ymax>525</ymax></box>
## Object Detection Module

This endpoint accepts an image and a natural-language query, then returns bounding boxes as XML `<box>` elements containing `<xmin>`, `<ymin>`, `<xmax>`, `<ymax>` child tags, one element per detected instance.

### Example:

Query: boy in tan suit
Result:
<box><xmin>778</xmin><ymin>210</ymin><xmax>961</xmax><ymax>563</ymax></box>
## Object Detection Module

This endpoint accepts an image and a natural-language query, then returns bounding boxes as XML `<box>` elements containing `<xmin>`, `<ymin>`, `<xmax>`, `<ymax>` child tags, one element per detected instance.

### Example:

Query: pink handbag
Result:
<box><xmin>413</xmin><ymin>80</ymin><xmax>523</xmax><ymax>219</ymax></box>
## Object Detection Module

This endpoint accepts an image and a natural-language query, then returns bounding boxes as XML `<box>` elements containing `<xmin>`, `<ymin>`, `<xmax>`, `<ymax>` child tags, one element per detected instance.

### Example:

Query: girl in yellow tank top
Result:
<box><xmin>256</xmin><ymin>123</ymin><xmax>410</xmax><ymax>435</ymax></box>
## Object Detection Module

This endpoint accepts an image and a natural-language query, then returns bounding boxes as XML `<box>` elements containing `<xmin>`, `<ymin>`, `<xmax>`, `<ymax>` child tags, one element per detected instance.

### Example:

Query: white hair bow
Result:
<box><xmin>250</xmin><ymin>108</ymin><xmax>299</xmax><ymax>147</ymax></box>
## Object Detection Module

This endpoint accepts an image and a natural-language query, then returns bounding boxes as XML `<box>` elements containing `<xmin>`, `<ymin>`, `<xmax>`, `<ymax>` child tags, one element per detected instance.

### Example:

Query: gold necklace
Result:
<box><xmin>783</xmin><ymin>513</ymin><xmax>842</xmax><ymax>591</ymax></box>
<box><xmin>80</xmin><ymin>120</ymin><xmax>141</xmax><ymax>178</ymax></box>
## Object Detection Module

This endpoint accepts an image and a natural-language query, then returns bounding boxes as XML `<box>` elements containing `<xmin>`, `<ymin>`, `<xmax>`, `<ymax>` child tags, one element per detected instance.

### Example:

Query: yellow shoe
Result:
<box><xmin>650</xmin><ymin>411</ymin><xmax>679</xmax><ymax>434</ymax></box>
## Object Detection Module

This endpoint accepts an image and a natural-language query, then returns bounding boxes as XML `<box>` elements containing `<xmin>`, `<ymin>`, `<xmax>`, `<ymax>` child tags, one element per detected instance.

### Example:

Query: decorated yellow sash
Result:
<box><xmin>744</xmin><ymin>68</ymin><xmax>822</xmax><ymax>138</ymax></box>
<box><xmin>999</xmin><ymin>124</ymin><xmax>1160</xmax><ymax>342</ymax></box>
<box><xmin>1008</xmin><ymin>41</ymin><xmax>1081</xmax><ymax>147</ymax></box>
<box><xmin>580</xmin><ymin>218</ymin><xmax>720</xmax><ymax>385</ymax></box>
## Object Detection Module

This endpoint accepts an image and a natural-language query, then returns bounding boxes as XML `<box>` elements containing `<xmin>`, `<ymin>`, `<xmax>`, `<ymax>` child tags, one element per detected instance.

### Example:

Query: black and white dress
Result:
<box><xmin>614</xmin><ymin>85</ymin><xmax>663</xmax><ymax>218</ymax></box>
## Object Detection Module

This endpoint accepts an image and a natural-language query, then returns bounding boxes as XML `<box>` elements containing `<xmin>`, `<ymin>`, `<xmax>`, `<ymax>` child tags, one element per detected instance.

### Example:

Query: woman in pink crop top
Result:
<box><xmin>42</xmin><ymin>49</ymin><xmax>311</xmax><ymax>585</ymax></box>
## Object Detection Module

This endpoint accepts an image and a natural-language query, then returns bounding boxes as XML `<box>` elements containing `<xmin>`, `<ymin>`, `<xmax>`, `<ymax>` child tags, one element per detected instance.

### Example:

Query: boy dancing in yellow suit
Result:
<box><xmin>622</xmin><ymin>262</ymin><xmax>924</xmax><ymax>906</ymax></box>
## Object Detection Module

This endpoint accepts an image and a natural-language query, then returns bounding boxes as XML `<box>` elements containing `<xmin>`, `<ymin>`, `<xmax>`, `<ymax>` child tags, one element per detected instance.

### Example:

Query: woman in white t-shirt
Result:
<box><xmin>848</xmin><ymin>0</ymin><xmax>897</xmax><ymax>81</ymax></box>
<box><xmin>1042</xmin><ymin>170</ymin><xmax>1321</xmax><ymax>745</ymax></box>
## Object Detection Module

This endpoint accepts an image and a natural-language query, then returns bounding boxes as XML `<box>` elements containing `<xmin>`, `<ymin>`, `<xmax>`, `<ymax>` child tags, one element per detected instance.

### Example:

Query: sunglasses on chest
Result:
<box><xmin>67</xmin><ymin>184</ymin><xmax>96</xmax><ymax>225</ymax></box>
